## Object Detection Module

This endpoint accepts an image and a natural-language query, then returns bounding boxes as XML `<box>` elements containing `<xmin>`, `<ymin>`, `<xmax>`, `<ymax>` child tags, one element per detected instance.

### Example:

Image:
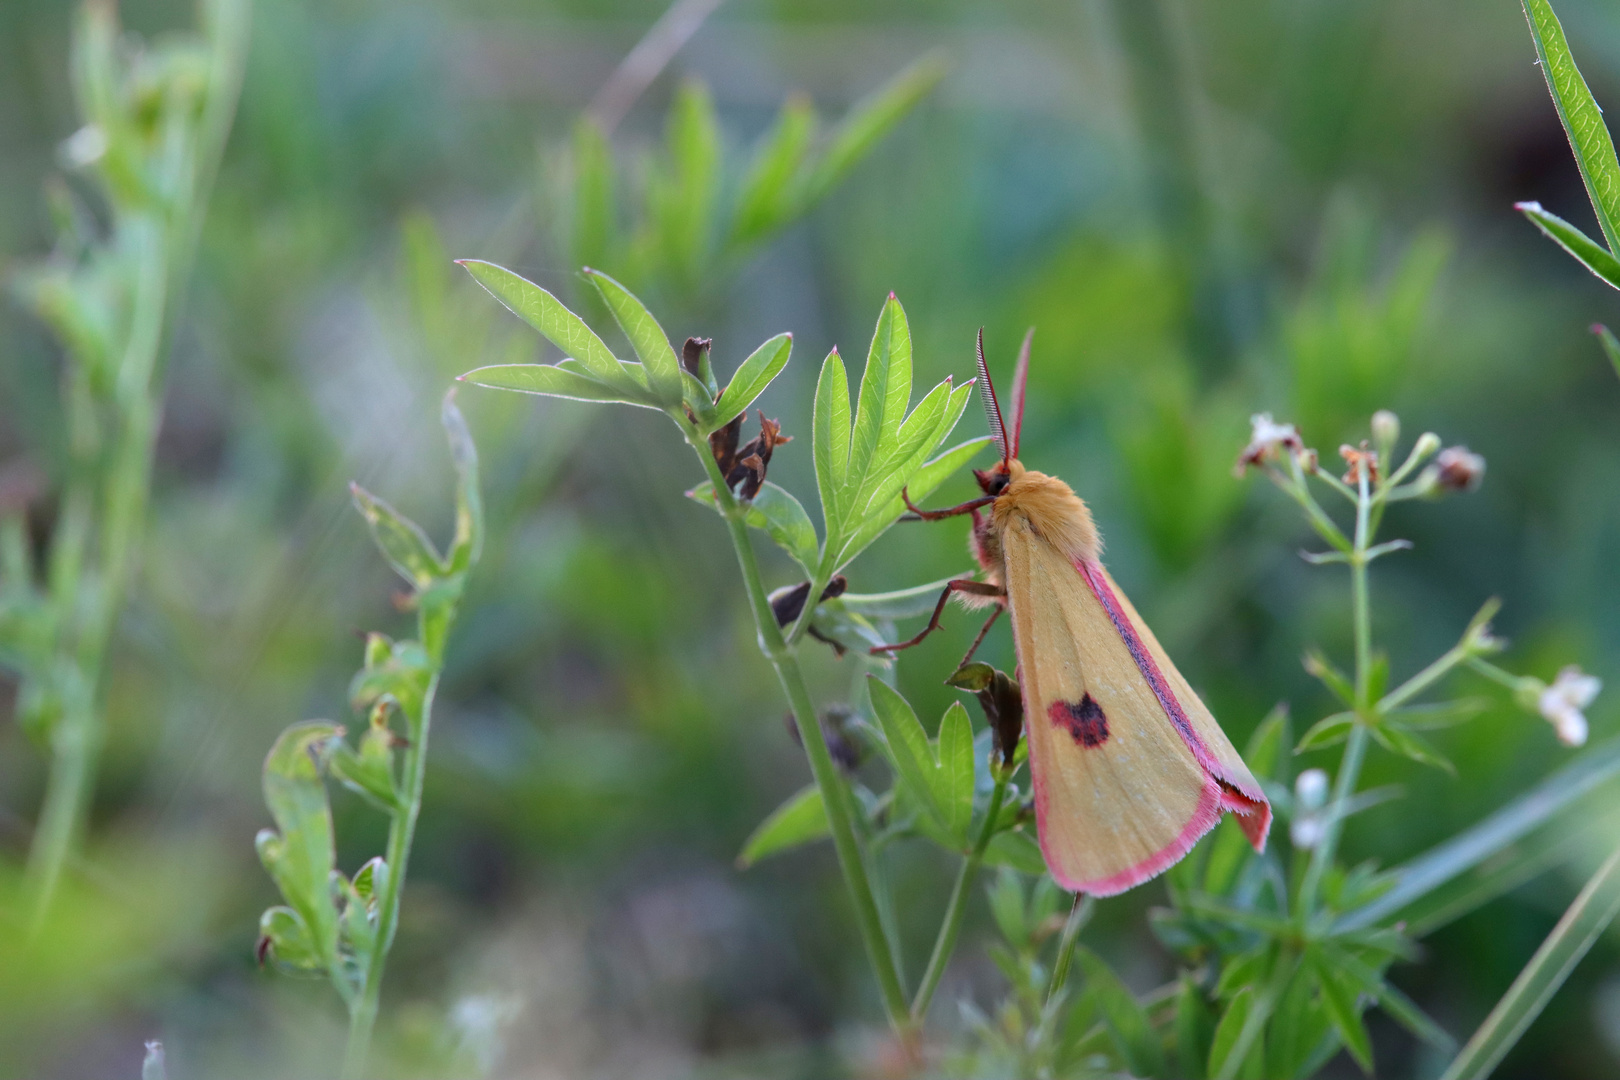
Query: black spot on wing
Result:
<box><xmin>1050</xmin><ymin>694</ymin><xmax>1109</xmax><ymax>748</ymax></box>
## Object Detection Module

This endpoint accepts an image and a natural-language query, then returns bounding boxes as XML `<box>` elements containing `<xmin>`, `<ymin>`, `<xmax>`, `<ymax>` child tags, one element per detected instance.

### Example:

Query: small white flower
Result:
<box><xmin>1294</xmin><ymin>768</ymin><xmax>1329</xmax><ymax>811</ymax></box>
<box><xmin>1538</xmin><ymin>666</ymin><xmax>1601</xmax><ymax>748</ymax></box>
<box><xmin>1236</xmin><ymin>413</ymin><xmax>1304</xmax><ymax>474</ymax></box>
<box><xmin>60</xmin><ymin>124</ymin><xmax>107</xmax><ymax>168</ymax></box>
<box><xmin>1291</xmin><ymin>815</ymin><xmax>1326</xmax><ymax>849</ymax></box>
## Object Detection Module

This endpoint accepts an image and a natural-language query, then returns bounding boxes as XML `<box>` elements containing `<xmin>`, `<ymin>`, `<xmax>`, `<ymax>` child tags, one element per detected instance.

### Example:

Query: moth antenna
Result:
<box><xmin>974</xmin><ymin>328</ymin><xmax>1009</xmax><ymax>464</ymax></box>
<box><xmin>1009</xmin><ymin>326</ymin><xmax>1033</xmax><ymax>460</ymax></box>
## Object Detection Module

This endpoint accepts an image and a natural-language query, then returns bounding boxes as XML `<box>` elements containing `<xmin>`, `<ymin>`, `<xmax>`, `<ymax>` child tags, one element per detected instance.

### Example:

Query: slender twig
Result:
<box><xmin>587</xmin><ymin>0</ymin><xmax>726</xmax><ymax>135</ymax></box>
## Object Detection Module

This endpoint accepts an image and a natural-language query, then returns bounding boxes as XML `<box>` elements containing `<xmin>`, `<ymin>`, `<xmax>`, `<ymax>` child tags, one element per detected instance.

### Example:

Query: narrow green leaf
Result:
<box><xmin>1174</xmin><ymin>976</ymin><xmax>1216</xmax><ymax>1080</ymax></box>
<box><xmin>987</xmin><ymin>868</ymin><xmax>1028</xmax><ymax>947</ymax></box>
<box><xmin>349</xmin><ymin>485</ymin><xmax>443</xmax><ymax>589</ymax></box>
<box><xmin>1297</xmin><ymin>712</ymin><xmax>1356</xmax><ymax>752</ymax></box>
<box><xmin>813</xmin><ymin>348</ymin><xmax>853</xmax><ymax>541</ymax></box>
<box><xmin>1369</xmin><ymin>723</ymin><xmax>1454</xmax><ymax>774</ymax></box>
<box><xmin>1438</xmin><ymin>842</ymin><xmax>1620</xmax><ymax>1080</ymax></box>
<box><xmin>1339</xmin><ymin>736</ymin><xmax>1620</xmax><ymax>931</ymax></box>
<box><xmin>855</xmin><ymin>375</ymin><xmax>952</xmax><ymax>519</ymax></box>
<box><xmin>325</xmin><ymin>726</ymin><xmax>399</xmax><ymax>812</ymax></box>
<box><xmin>833</xmin><ymin>419</ymin><xmax>989</xmax><ymax>571</ymax></box>
<box><xmin>868</xmin><ymin>677</ymin><xmax>946</xmax><ymax>828</ymax></box>
<box><xmin>1516</xmin><ymin>202</ymin><xmax>1620</xmax><ymax>289</ymax></box>
<box><xmin>1595</xmin><ymin>323</ymin><xmax>1620</xmax><ymax>381</ymax></box>
<box><xmin>1208</xmin><ymin>987</ymin><xmax>1263</xmax><ymax>1080</ymax></box>
<box><xmin>442</xmin><ymin>391</ymin><xmax>483</xmax><ymax>574</ymax></box>
<box><xmin>982</xmin><ymin>829</ymin><xmax>1048</xmax><ymax>875</ymax></box>
<box><xmin>654</xmin><ymin>79</ymin><xmax>719</xmax><ymax>286</ymax></box>
<box><xmin>458</xmin><ymin>260</ymin><xmax>643</xmax><ymax>396</ymax></box>
<box><xmin>1303</xmin><ymin>649</ymin><xmax>1356</xmax><ymax>707</ymax></box>
<box><xmin>257</xmin><ymin>906</ymin><xmax>322</xmax><ymax>973</ymax></box>
<box><xmin>938</xmin><ymin>701</ymin><xmax>975</xmax><ymax>846</ymax></box>
<box><xmin>570</xmin><ymin>117</ymin><xmax>615</xmax><ymax>272</ymax></box>
<box><xmin>686</xmin><ymin>480</ymin><xmax>820</xmax><ymax>574</ymax></box>
<box><xmin>1521</xmin><ymin>0</ymin><xmax>1620</xmax><ymax>253</ymax></box>
<box><xmin>848</xmin><ymin>294</ymin><xmax>914</xmax><ymax>497</ymax></box>
<box><xmin>458</xmin><ymin>362</ymin><xmax>657</xmax><ymax>409</ymax></box>
<box><xmin>1312</xmin><ymin>954</ymin><xmax>1374</xmax><ymax>1074</ymax></box>
<box><xmin>584</xmin><ymin>268</ymin><xmax>684</xmax><ymax>406</ymax></box>
<box><xmin>714</xmin><ymin>332</ymin><xmax>793</xmax><ymax>428</ymax></box>
<box><xmin>1074</xmin><ymin>946</ymin><xmax>1168</xmax><ymax>1078</ymax></box>
<box><xmin>839</xmin><ymin>576</ymin><xmax>960</xmax><ymax>620</ymax></box>
<box><xmin>1269</xmin><ymin>963</ymin><xmax>1333</xmax><ymax>1080</ymax></box>
<box><xmin>730</xmin><ymin>95</ymin><xmax>816</xmax><ymax>248</ymax></box>
<box><xmin>802</xmin><ymin>52</ymin><xmax>949</xmax><ymax>205</ymax></box>
<box><xmin>1322</xmin><ymin>943</ymin><xmax>1456</xmax><ymax>1054</ymax></box>
<box><xmin>738</xmin><ymin>784</ymin><xmax>829</xmax><ymax>867</ymax></box>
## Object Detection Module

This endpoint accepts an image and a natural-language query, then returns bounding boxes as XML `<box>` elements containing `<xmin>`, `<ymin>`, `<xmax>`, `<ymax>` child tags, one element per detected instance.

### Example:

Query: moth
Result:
<box><xmin>875</xmin><ymin>331</ymin><xmax>1270</xmax><ymax>895</ymax></box>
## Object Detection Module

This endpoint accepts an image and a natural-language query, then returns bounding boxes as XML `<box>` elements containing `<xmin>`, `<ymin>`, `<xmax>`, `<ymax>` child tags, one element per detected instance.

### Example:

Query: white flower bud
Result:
<box><xmin>1371</xmin><ymin>410</ymin><xmax>1400</xmax><ymax>454</ymax></box>
<box><xmin>1294</xmin><ymin>768</ymin><xmax>1329</xmax><ymax>811</ymax></box>
<box><xmin>1538</xmin><ymin>666</ymin><xmax>1600</xmax><ymax>748</ymax></box>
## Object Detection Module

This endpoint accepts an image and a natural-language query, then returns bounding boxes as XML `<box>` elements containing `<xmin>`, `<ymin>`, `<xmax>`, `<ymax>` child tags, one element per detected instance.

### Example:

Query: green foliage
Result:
<box><xmin>255</xmin><ymin>397</ymin><xmax>482</xmax><ymax>1076</ymax></box>
<box><xmin>562</xmin><ymin>53</ymin><xmax>948</xmax><ymax>302</ymax></box>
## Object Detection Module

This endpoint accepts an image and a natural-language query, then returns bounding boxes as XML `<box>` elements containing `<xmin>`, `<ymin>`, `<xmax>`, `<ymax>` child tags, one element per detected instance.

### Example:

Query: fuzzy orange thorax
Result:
<box><xmin>991</xmin><ymin>460</ymin><xmax>1101</xmax><ymax>565</ymax></box>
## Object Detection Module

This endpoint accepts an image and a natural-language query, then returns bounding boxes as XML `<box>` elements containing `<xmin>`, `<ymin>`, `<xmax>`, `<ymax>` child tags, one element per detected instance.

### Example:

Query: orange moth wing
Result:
<box><xmin>1001</xmin><ymin>512</ymin><xmax>1270</xmax><ymax>896</ymax></box>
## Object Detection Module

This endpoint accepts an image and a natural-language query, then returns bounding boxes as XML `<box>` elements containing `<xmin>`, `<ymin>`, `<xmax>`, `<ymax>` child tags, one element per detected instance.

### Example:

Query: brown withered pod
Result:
<box><xmin>685</xmin><ymin>336</ymin><xmax>793</xmax><ymax>501</ymax></box>
<box><xmin>947</xmin><ymin>661</ymin><xmax>1024</xmax><ymax>767</ymax></box>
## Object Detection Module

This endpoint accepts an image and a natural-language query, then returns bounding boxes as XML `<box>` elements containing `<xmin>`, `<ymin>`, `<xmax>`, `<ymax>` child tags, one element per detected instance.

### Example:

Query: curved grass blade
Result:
<box><xmin>1338</xmin><ymin>735</ymin><xmax>1620</xmax><ymax>932</ymax></box>
<box><xmin>1438</xmin><ymin>841</ymin><xmax>1620</xmax><ymax>1080</ymax></box>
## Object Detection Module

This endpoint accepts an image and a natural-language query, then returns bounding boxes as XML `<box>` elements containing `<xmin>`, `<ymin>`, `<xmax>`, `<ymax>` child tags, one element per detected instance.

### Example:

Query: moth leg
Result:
<box><xmin>900</xmin><ymin>488</ymin><xmax>998</xmax><ymax>521</ymax></box>
<box><xmin>958</xmin><ymin>606</ymin><xmax>1004</xmax><ymax>669</ymax></box>
<box><xmin>869</xmin><ymin>579</ymin><xmax>1005</xmax><ymax>655</ymax></box>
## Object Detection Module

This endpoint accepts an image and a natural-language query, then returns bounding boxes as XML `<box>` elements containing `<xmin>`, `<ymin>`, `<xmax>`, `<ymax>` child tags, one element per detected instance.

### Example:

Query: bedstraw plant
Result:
<box><xmin>252</xmin><ymin>394</ymin><xmax>483</xmax><ymax>1080</ymax></box>
<box><xmin>0</xmin><ymin>0</ymin><xmax>250</xmax><ymax>924</ymax></box>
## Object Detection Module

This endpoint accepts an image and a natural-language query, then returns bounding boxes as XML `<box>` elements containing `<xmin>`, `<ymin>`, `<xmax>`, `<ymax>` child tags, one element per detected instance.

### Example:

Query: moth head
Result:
<box><xmin>973</xmin><ymin>326</ymin><xmax>1035</xmax><ymax>473</ymax></box>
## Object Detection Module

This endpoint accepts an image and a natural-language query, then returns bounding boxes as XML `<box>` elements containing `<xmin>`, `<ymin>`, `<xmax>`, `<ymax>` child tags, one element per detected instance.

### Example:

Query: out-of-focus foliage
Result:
<box><xmin>4</xmin><ymin>0</ymin><xmax>1620</xmax><ymax>1077</ymax></box>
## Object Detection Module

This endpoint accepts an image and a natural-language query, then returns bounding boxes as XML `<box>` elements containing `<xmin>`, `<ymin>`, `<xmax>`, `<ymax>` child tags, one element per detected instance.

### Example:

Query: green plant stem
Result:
<box><xmin>1438</xmin><ymin>841</ymin><xmax>1620</xmax><ymax>1080</ymax></box>
<box><xmin>342</xmin><ymin>674</ymin><xmax>439</xmax><ymax>1080</ymax></box>
<box><xmin>1300</xmin><ymin>471</ymin><xmax>1374</xmax><ymax>919</ymax></box>
<box><xmin>689</xmin><ymin>434</ymin><xmax>912</xmax><ymax>1035</ymax></box>
<box><xmin>911</xmin><ymin>769</ymin><xmax>1011</xmax><ymax>1021</ymax></box>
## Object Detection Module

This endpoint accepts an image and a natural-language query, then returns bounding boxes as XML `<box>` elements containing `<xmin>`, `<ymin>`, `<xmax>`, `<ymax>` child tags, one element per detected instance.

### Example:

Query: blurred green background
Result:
<box><xmin>4</xmin><ymin>0</ymin><xmax>1620</xmax><ymax>1076</ymax></box>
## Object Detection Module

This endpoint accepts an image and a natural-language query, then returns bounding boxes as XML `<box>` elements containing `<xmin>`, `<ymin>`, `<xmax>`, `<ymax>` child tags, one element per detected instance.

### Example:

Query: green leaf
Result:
<box><xmin>1202</xmin><ymin>815</ymin><xmax>1257</xmax><ymax>898</ymax></box>
<box><xmin>1516</xmin><ymin>202</ymin><xmax>1620</xmax><ymax>289</ymax></box>
<box><xmin>737</xmin><ymin>784</ymin><xmax>829</xmax><ymax>867</ymax></box>
<box><xmin>1339</xmin><ymin>735</ymin><xmax>1620</xmax><ymax>932</ymax></box>
<box><xmin>257</xmin><ymin>723</ymin><xmax>341</xmax><ymax>973</ymax></box>
<box><xmin>730</xmin><ymin>95</ymin><xmax>816</xmax><ymax>248</ymax></box>
<box><xmin>1368</xmin><ymin>722</ymin><xmax>1454</xmax><ymax>774</ymax></box>
<box><xmin>1074</xmin><ymin>946</ymin><xmax>1167</xmax><ymax>1078</ymax></box>
<box><xmin>938</xmin><ymin>701</ymin><xmax>976</xmax><ymax>846</ymax></box>
<box><xmin>1303</xmin><ymin>649</ymin><xmax>1355</xmax><ymax>707</ymax></box>
<box><xmin>1321</xmin><ymin>943</ymin><xmax>1455</xmax><ymax>1054</ymax></box>
<box><xmin>570</xmin><ymin>117</ymin><xmax>615</xmax><ymax>272</ymax></box>
<box><xmin>867</xmin><ymin>677</ymin><xmax>946</xmax><ymax>828</ymax></box>
<box><xmin>813</xmin><ymin>348</ymin><xmax>853</xmax><ymax>540</ymax></box>
<box><xmin>1438</xmin><ymin>841</ymin><xmax>1620</xmax><ymax>1080</ymax></box>
<box><xmin>652</xmin><ymin>79</ymin><xmax>719</xmax><ymax>287</ymax></box>
<box><xmin>1595</xmin><ymin>323</ymin><xmax>1620</xmax><ymax>381</ymax></box>
<box><xmin>1208</xmin><ymin>987</ymin><xmax>1264</xmax><ymax>1080</ymax></box>
<box><xmin>1521</xmin><ymin>0</ymin><xmax>1620</xmax><ymax>253</ymax></box>
<box><xmin>1268</xmin><ymin>963</ymin><xmax>1333</xmax><ymax>1080</ymax></box>
<box><xmin>848</xmin><ymin>294</ymin><xmax>913</xmax><ymax>502</ymax></box>
<box><xmin>442</xmin><ymin>391</ymin><xmax>483</xmax><ymax>575</ymax></box>
<box><xmin>686</xmin><ymin>480</ymin><xmax>820</xmax><ymax>574</ymax></box>
<box><xmin>325</xmin><ymin>725</ymin><xmax>399</xmax><ymax>812</ymax></box>
<box><xmin>1174</xmin><ymin>976</ymin><xmax>1216</xmax><ymax>1080</ymax></box>
<box><xmin>801</xmin><ymin>52</ymin><xmax>949</xmax><ymax>206</ymax></box>
<box><xmin>855</xmin><ymin>375</ymin><xmax>953</xmax><ymax>520</ymax></box>
<box><xmin>458</xmin><ymin>260</ymin><xmax>643</xmax><ymax>397</ymax></box>
<box><xmin>987</xmin><ymin>868</ymin><xmax>1027</xmax><ymax>947</ymax></box>
<box><xmin>458</xmin><ymin>361</ymin><xmax>657</xmax><ymax>408</ymax></box>
<box><xmin>1311</xmin><ymin>954</ymin><xmax>1374</xmax><ymax>1074</ymax></box>
<box><xmin>257</xmin><ymin>905</ymin><xmax>323</xmax><ymax>973</ymax></box>
<box><xmin>983</xmin><ymin>828</ymin><xmax>1048</xmax><ymax>875</ymax></box>
<box><xmin>839</xmin><ymin>576</ymin><xmax>960</xmax><ymax>620</ymax></box>
<box><xmin>714</xmin><ymin>332</ymin><xmax>793</xmax><ymax>428</ymax></box>
<box><xmin>350</xmin><ymin>484</ymin><xmax>442</xmax><ymax>589</ymax></box>
<box><xmin>1216</xmin><ymin>947</ymin><xmax>1271</xmax><ymax>1000</ymax></box>
<box><xmin>584</xmin><ymin>268</ymin><xmax>684</xmax><ymax>406</ymax></box>
<box><xmin>1297</xmin><ymin>712</ymin><xmax>1356</xmax><ymax>752</ymax></box>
